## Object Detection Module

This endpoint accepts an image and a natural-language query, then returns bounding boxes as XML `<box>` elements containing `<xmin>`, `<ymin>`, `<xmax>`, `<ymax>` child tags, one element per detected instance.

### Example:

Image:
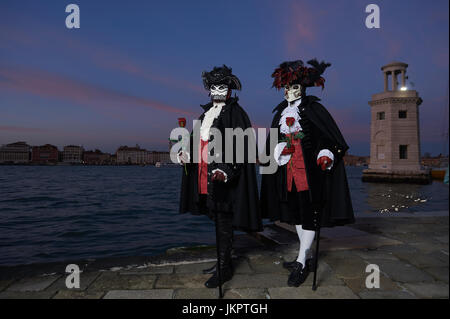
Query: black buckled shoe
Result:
<box><xmin>283</xmin><ymin>258</ymin><xmax>315</xmax><ymax>272</ymax></box>
<box><xmin>287</xmin><ymin>261</ymin><xmax>311</xmax><ymax>287</ymax></box>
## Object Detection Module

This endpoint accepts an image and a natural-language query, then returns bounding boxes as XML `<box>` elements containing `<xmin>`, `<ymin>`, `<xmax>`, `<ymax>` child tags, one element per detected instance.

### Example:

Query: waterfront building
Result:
<box><xmin>83</xmin><ymin>149</ymin><xmax>111</xmax><ymax>165</ymax></box>
<box><xmin>362</xmin><ymin>61</ymin><xmax>431</xmax><ymax>184</ymax></box>
<box><xmin>31</xmin><ymin>144</ymin><xmax>59</xmax><ymax>164</ymax></box>
<box><xmin>116</xmin><ymin>145</ymin><xmax>148</xmax><ymax>164</ymax></box>
<box><xmin>63</xmin><ymin>145</ymin><xmax>84</xmax><ymax>163</ymax></box>
<box><xmin>149</xmin><ymin>151</ymin><xmax>171</xmax><ymax>164</ymax></box>
<box><xmin>0</xmin><ymin>141</ymin><xmax>30</xmax><ymax>163</ymax></box>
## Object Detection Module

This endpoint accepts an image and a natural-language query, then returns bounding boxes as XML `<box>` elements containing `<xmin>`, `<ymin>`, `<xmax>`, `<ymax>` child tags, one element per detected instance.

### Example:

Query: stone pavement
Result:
<box><xmin>0</xmin><ymin>213</ymin><xmax>448</xmax><ymax>299</ymax></box>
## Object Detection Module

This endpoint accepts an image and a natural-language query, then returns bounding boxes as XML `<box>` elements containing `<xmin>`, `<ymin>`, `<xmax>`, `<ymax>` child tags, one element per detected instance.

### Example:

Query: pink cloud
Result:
<box><xmin>0</xmin><ymin>125</ymin><xmax>49</xmax><ymax>133</ymax></box>
<box><xmin>0</xmin><ymin>65</ymin><xmax>196</xmax><ymax>117</ymax></box>
<box><xmin>1</xmin><ymin>24</ymin><xmax>205</xmax><ymax>95</ymax></box>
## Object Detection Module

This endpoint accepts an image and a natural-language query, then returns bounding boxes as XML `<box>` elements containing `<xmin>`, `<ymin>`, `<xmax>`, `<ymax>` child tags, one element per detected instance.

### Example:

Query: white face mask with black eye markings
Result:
<box><xmin>210</xmin><ymin>84</ymin><xmax>228</xmax><ymax>102</ymax></box>
<box><xmin>284</xmin><ymin>84</ymin><xmax>302</xmax><ymax>102</ymax></box>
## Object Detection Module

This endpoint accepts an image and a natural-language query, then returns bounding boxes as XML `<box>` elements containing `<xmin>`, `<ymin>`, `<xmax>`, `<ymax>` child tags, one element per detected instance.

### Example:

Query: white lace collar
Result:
<box><xmin>279</xmin><ymin>99</ymin><xmax>302</xmax><ymax>134</ymax></box>
<box><xmin>200</xmin><ymin>102</ymin><xmax>224</xmax><ymax>141</ymax></box>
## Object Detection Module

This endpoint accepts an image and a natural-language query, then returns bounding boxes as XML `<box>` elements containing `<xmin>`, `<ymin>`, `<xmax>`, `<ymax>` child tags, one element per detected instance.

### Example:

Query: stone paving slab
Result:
<box><xmin>0</xmin><ymin>291</ymin><xmax>57</xmax><ymax>299</ymax></box>
<box><xmin>367</xmin><ymin>259</ymin><xmax>435</xmax><ymax>283</ymax></box>
<box><xmin>342</xmin><ymin>274</ymin><xmax>402</xmax><ymax>295</ymax></box>
<box><xmin>120</xmin><ymin>266</ymin><xmax>174</xmax><ymax>275</ymax></box>
<box><xmin>423</xmin><ymin>267</ymin><xmax>449</xmax><ymax>283</ymax></box>
<box><xmin>268</xmin><ymin>286</ymin><xmax>358</xmax><ymax>299</ymax></box>
<box><xmin>393</xmin><ymin>252</ymin><xmax>448</xmax><ymax>268</ymax></box>
<box><xmin>0</xmin><ymin>279</ymin><xmax>15</xmax><ymax>292</ymax></box>
<box><xmin>223</xmin><ymin>274</ymin><xmax>288</xmax><ymax>289</ymax></box>
<box><xmin>155</xmin><ymin>274</ymin><xmax>211</xmax><ymax>289</ymax></box>
<box><xmin>224</xmin><ymin>288</ymin><xmax>268</xmax><ymax>299</ymax></box>
<box><xmin>103</xmin><ymin>289</ymin><xmax>174</xmax><ymax>299</ymax></box>
<box><xmin>88</xmin><ymin>272</ymin><xmax>156</xmax><ymax>291</ymax></box>
<box><xmin>320</xmin><ymin>235</ymin><xmax>402</xmax><ymax>251</ymax></box>
<box><xmin>402</xmin><ymin>283</ymin><xmax>449</xmax><ymax>299</ymax></box>
<box><xmin>175</xmin><ymin>262</ymin><xmax>214</xmax><ymax>274</ymax></box>
<box><xmin>46</xmin><ymin>271</ymin><xmax>100</xmax><ymax>292</ymax></box>
<box><xmin>174</xmin><ymin>288</ymin><xmax>219</xmax><ymax>299</ymax></box>
<box><xmin>358</xmin><ymin>290</ymin><xmax>416</xmax><ymax>299</ymax></box>
<box><xmin>53</xmin><ymin>290</ymin><xmax>104</xmax><ymax>299</ymax></box>
<box><xmin>233</xmin><ymin>258</ymin><xmax>253</xmax><ymax>274</ymax></box>
<box><xmin>6</xmin><ymin>275</ymin><xmax>60</xmax><ymax>292</ymax></box>
<box><xmin>247</xmin><ymin>255</ymin><xmax>289</xmax><ymax>274</ymax></box>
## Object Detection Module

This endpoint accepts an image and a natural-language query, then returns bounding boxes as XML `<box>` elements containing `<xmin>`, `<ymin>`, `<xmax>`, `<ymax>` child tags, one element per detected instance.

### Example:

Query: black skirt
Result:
<box><xmin>277</xmin><ymin>183</ymin><xmax>317</xmax><ymax>231</ymax></box>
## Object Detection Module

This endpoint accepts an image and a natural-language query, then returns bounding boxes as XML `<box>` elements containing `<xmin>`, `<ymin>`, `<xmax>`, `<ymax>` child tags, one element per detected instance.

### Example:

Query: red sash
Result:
<box><xmin>198</xmin><ymin>139</ymin><xmax>208</xmax><ymax>194</ymax></box>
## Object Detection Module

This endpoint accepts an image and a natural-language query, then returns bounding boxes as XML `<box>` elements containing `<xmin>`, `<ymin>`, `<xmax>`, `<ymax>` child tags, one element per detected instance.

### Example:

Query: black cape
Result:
<box><xmin>179</xmin><ymin>97</ymin><xmax>262</xmax><ymax>232</ymax></box>
<box><xmin>260</xmin><ymin>96</ymin><xmax>354</xmax><ymax>227</ymax></box>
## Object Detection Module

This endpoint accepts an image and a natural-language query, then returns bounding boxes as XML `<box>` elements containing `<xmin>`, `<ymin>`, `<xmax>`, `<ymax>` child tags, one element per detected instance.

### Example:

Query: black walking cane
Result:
<box><xmin>312</xmin><ymin>167</ymin><xmax>330</xmax><ymax>291</ymax></box>
<box><xmin>312</xmin><ymin>224</ymin><xmax>321</xmax><ymax>291</ymax></box>
<box><xmin>213</xmin><ymin>192</ymin><xmax>224</xmax><ymax>298</ymax></box>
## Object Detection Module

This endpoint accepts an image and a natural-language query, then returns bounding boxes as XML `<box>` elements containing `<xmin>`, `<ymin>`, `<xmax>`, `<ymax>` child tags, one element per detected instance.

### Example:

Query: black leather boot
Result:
<box><xmin>287</xmin><ymin>261</ymin><xmax>311</xmax><ymax>287</ymax></box>
<box><xmin>205</xmin><ymin>212</ymin><xmax>234</xmax><ymax>288</ymax></box>
<box><xmin>202</xmin><ymin>263</ymin><xmax>216</xmax><ymax>274</ymax></box>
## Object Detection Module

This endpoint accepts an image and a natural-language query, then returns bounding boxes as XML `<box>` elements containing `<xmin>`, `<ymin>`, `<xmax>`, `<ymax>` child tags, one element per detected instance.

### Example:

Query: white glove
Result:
<box><xmin>274</xmin><ymin>142</ymin><xmax>291</xmax><ymax>166</ymax></box>
<box><xmin>177</xmin><ymin>151</ymin><xmax>190</xmax><ymax>165</ymax></box>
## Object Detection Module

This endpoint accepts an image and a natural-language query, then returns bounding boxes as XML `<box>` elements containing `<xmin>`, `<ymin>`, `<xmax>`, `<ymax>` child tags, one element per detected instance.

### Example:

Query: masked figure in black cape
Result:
<box><xmin>178</xmin><ymin>65</ymin><xmax>262</xmax><ymax>289</ymax></box>
<box><xmin>260</xmin><ymin>59</ymin><xmax>354</xmax><ymax>287</ymax></box>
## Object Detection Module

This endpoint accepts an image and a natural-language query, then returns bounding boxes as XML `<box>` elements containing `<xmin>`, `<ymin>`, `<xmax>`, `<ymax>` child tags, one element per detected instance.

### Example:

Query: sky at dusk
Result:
<box><xmin>0</xmin><ymin>0</ymin><xmax>448</xmax><ymax>155</ymax></box>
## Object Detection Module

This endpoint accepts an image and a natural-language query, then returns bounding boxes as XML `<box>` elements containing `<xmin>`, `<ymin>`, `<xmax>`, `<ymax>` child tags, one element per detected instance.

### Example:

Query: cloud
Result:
<box><xmin>284</xmin><ymin>2</ymin><xmax>318</xmax><ymax>56</ymax></box>
<box><xmin>0</xmin><ymin>24</ymin><xmax>205</xmax><ymax>95</ymax></box>
<box><xmin>0</xmin><ymin>125</ymin><xmax>49</xmax><ymax>133</ymax></box>
<box><xmin>0</xmin><ymin>65</ymin><xmax>197</xmax><ymax>117</ymax></box>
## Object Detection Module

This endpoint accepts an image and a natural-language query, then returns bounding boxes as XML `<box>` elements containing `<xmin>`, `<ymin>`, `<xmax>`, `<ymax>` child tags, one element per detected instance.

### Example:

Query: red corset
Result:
<box><xmin>286</xmin><ymin>133</ymin><xmax>309</xmax><ymax>192</ymax></box>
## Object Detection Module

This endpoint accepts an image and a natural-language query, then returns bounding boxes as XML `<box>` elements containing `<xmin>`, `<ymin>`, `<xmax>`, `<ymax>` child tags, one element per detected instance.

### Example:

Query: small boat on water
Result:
<box><xmin>155</xmin><ymin>162</ymin><xmax>161</xmax><ymax>167</ymax></box>
<box><xmin>431</xmin><ymin>169</ymin><xmax>447</xmax><ymax>181</ymax></box>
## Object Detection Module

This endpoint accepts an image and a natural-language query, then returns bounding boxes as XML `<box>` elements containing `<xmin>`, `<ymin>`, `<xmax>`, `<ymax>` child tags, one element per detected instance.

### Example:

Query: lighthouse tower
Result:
<box><xmin>362</xmin><ymin>62</ymin><xmax>431</xmax><ymax>184</ymax></box>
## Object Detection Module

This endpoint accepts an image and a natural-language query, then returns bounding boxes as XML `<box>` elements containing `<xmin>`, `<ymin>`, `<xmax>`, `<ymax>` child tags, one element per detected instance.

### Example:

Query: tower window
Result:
<box><xmin>377</xmin><ymin>112</ymin><xmax>385</xmax><ymax>120</ymax></box>
<box><xmin>399</xmin><ymin>145</ymin><xmax>408</xmax><ymax>159</ymax></box>
<box><xmin>399</xmin><ymin>110</ymin><xmax>407</xmax><ymax>118</ymax></box>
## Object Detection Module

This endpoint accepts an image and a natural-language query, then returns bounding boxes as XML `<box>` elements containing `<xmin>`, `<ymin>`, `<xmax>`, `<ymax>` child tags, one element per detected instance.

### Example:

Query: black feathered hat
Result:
<box><xmin>202</xmin><ymin>65</ymin><xmax>242</xmax><ymax>91</ymax></box>
<box><xmin>271</xmin><ymin>59</ymin><xmax>331</xmax><ymax>90</ymax></box>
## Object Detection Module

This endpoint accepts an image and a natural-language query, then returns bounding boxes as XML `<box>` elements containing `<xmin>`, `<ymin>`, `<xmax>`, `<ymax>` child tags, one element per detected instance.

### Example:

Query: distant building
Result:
<box><xmin>344</xmin><ymin>154</ymin><xmax>369</xmax><ymax>166</ymax></box>
<box><xmin>362</xmin><ymin>61</ymin><xmax>430</xmax><ymax>184</ymax></box>
<box><xmin>148</xmin><ymin>151</ymin><xmax>171</xmax><ymax>164</ymax></box>
<box><xmin>32</xmin><ymin>144</ymin><xmax>59</xmax><ymax>164</ymax></box>
<box><xmin>0</xmin><ymin>141</ymin><xmax>30</xmax><ymax>163</ymax></box>
<box><xmin>83</xmin><ymin>149</ymin><xmax>111</xmax><ymax>165</ymax></box>
<box><xmin>421</xmin><ymin>155</ymin><xmax>449</xmax><ymax>169</ymax></box>
<box><xmin>116</xmin><ymin>145</ymin><xmax>148</xmax><ymax>164</ymax></box>
<box><xmin>63</xmin><ymin>145</ymin><xmax>84</xmax><ymax>163</ymax></box>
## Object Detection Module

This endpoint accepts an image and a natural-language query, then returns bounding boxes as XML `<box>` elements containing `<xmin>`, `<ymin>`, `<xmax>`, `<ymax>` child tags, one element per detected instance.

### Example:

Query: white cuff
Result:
<box><xmin>274</xmin><ymin>142</ymin><xmax>291</xmax><ymax>166</ymax></box>
<box><xmin>317</xmin><ymin>149</ymin><xmax>334</xmax><ymax>170</ymax></box>
<box><xmin>177</xmin><ymin>151</ymin><xmax>190</xmax><ymax>165</ymax></box>
<box><xmin>212</xmin><ymin>169</ymin><xmax>228</xmax><ymax>182</ymax></box>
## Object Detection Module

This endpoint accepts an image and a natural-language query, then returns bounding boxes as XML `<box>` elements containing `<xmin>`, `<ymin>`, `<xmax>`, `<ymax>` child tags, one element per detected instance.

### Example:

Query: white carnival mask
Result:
<box><xmin>284</xmin><ymin>84</ymin><xmax>302</xmax><ymax>103</ymax></box>
<box><xmin>210</xmin><ymin>84</ymin><xmax>229</xmax><ymax>102</ymax></box>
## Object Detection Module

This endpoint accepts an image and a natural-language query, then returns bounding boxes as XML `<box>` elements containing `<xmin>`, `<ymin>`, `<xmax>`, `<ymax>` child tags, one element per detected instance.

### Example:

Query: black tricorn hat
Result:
<box><xmin>202</xmin><ymin>65</ymin><xmax>242</xmax><ymax>91</ymax></box>
<box><xmin>271</xmin><ymin>59</ymin><xmax>331</xmax><ymax>90</ymax></box>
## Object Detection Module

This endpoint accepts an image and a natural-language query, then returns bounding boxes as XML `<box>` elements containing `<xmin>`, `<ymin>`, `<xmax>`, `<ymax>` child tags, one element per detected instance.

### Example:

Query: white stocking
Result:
<box><xmin>295</xmin><ymin>225</ymin><xmax>315</xmax><ymax>266</ymax></box>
